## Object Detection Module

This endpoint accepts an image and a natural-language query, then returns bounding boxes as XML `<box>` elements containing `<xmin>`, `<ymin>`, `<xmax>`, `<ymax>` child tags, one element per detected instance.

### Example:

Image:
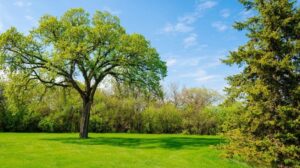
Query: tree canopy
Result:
<box><xmin>0</xmin><ymin>8</ymin><xmax>167</xmax><ymax>138</ymax></box>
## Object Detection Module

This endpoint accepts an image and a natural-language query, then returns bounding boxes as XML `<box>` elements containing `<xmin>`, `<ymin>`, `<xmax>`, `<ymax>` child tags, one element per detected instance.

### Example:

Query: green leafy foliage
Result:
<box><xmin>0</xmin><ymin>74</ymin><xmax>222</xmax><ymax>135</ymax></box>
<box><xmin>0</xmin><ymin>74</ymin><xmax>81</xmax><ymax>132</ymax></box>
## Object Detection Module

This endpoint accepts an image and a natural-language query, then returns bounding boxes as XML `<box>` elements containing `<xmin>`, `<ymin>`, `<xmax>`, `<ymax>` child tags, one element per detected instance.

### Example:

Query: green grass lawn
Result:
<box><xmin>0</xmin><ymin>133</ymin><xmax>249</xmax><ymax>168</ymax></box>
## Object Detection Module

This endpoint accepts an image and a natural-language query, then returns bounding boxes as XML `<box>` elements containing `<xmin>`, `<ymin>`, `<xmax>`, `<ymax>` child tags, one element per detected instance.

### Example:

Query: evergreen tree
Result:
<box><xmin>223</xmin><ymin>0</ymin><xmax>300</xmax><ymax>167</ymax></box>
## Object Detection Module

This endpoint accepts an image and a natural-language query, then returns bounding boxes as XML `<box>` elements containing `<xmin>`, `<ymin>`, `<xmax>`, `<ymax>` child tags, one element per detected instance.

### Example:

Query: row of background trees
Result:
<box><xmin>0</xmin><ymin>75</ymin><xmax>235</xmax><ymax>135</ymax></box>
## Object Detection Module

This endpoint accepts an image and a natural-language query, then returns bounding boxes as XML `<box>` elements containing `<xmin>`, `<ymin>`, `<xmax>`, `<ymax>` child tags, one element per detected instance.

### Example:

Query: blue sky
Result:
<box><xmin>0</xmin><ymin>0</ymin><xmax>260</xmax><ymax>93</ymax></box>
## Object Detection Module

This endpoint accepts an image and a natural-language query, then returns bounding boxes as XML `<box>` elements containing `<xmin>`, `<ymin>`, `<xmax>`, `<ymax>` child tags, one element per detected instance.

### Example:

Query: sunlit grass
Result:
<box><xmin>0</xmin><ymin>133</ymin><xmax>249</xmax><ymax>168</ymax></box>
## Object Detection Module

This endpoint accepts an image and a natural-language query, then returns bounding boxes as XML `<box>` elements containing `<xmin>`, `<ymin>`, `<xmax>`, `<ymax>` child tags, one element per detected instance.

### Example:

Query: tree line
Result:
<box><xmin>0</xmin><ymin>76</ymin><xmax>227</xmax><ymax>135</ymax></box>
<box><xmin>0</xmin><ymin>77</ymin><xmax>226</xmax><ymax>135</ymax></box>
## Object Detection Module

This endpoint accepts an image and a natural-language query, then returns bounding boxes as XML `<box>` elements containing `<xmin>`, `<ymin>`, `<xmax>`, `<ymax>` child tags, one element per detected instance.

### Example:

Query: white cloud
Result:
<box><xmin>178</xmin><ymin>15</ymin><xmax>197</xmax><ymax>24</ymax></box>
<box><xmin>196</xmin><ymin>75</ymin><xmax>217</xmax><ymax>82</ymax></box>
<box><xmin>183</xmin><ymin>33</ymin><xmax>198</xmax><ymax>48</ymax></box>
<box><xmin>212</xmin><ymin>21</ymin><xmax>228</xmax><ymax>32</ymax></box>
<box><xmin>220</xmin><ymin>9</ymin><xmax>230</xmax><ymax>18</ymax></box>
<box><xmin>163</xmin><ymin>22</ymin><xmax>194</xmax><ymax>33</ymax></box>
<box><xmin>13</xmin><ymin>1</ymin><xmax>31</xmax><ymax>7</ymax></box>
<box><xmin>197</xmin><ymin>1</ymin><xmax>217</xmax><ymax>11</ymax></box>
<box><xmin>161</xmin><ymin>0</ymin><xmax>217</xmax><ymax>34</ymax></box>
<box><xmin>194</xmin><ymin>70</ymin><xmax>218</xmax><ymax>82</ymax></box>
<box><xmin>161</xmin><ymin>1</ymin><xmax>217</xmax><ymax>49</ymax></box>
<box><xmin>162</xmin><ymin>53</ymin><xmax>207</xmax><ymax>67</ymax></box>
<box><xmin>166</xmin><ymin>58</ymin><xmax>177</xmax><ymax>67</ymax></box>
<box><xmin>180</xmin><ymin>69</ymin><xmax>218</xmax><ymax>82</ymax></box>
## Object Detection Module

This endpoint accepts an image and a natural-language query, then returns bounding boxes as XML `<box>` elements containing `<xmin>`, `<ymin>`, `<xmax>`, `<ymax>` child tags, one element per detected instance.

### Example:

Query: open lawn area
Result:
<box><xmin>0</xmin><ymin>133</ymin><xmax>250</xmax><ymax>168</ymax></box>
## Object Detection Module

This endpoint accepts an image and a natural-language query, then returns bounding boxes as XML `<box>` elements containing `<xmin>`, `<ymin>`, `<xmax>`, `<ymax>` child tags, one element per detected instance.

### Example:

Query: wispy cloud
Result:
<box><xmin>166</xmin><ymin>58</ymin><xmax>177</xmax><ymax>67</ymax></box>
<box><xmin>212</xmin><ymin>21</ymin><xmax>228</xmax><ymax>32</ymax></box>
<box><xmin>13</xmin><ymin>0</ymin><xmax>31</xmax><ymax>7</ymax></box>
<box><xmin>196</xmin><ymin>75</ymin><xmax>217</xmax><ymax>82</ymax></box>
<box><xmin>180</xmin><ymin>69</ymin><xmax>218</xmax><ymax>82</ymax></box>
<box><xmin>197</xmin><ymin>0</ymin><xmax>218</xmax><ymax>11</ymax></box>
<box><xmin>220</xmin><ymin>9</ymin><xmax>230</xmax><ymax>18</ymax></box>
<box><xmin>163</xmin><ymin>53</ymin><xmax>208</xmax><ymax>67</ymax></box>
<box><xmin>162</xmin><ymin>0</ymin><xmax>217</xmax><ymax>34</ymax></box>
<box><xmin>183</xmin><ymin>33</ymin><xmax>198</xmax><ymax>48</ymax></box>
<box><xmin>161</xmin><ymin>1</ymin><xmax>217</xmax><ymax>49</ymax></box>
<box><xmin>163</xmin><ymin>22</ymin><xmax>193</xmax><ymax>33</ymax></box>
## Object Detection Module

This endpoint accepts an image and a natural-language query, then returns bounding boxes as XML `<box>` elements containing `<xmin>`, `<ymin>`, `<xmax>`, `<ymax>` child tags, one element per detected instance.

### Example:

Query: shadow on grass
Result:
<box><xmin>42</xmin><ymin>135</ymin><xmax>225</xmax><ymax>150</ymax></box>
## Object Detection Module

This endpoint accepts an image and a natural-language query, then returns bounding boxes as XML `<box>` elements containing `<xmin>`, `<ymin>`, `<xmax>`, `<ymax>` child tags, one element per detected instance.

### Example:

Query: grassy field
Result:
<box><xmin>0</xmin><ymin>133</ymin><xmax>249</xmax><ymax>168</ymax></box>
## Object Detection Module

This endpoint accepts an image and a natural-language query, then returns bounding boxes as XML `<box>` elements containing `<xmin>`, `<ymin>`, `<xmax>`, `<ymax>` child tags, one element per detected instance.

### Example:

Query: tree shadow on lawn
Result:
<box><xmin>42</xmin><ymin>135</ymin><xmax>225</xmax><ymax>150</ymax></box>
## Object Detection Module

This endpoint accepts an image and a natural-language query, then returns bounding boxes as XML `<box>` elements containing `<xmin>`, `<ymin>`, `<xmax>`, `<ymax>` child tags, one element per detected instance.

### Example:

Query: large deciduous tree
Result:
<box><xmin>0</xmin><ymin>8</ymin><xmax>167</xmax><ymax>138</ymax></box>
<box><xmin>223</xmin><ymin>0</ymin><xmax>299</xmax><ymax>167</ymax></box>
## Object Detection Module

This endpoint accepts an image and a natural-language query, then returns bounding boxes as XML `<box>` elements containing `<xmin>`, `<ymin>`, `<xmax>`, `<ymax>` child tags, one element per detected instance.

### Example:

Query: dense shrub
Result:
<box><xmin>142</xmin><ymin>104</ymin><xmax>182</xmax><ymax>133</ymax></box>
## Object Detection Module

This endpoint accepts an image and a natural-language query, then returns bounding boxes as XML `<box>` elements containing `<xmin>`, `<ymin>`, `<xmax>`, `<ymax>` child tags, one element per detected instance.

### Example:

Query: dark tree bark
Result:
<box><xmin>79</xmin><ymin>97</ymin><xmax>92</xmax><ymax>139</ymax></box>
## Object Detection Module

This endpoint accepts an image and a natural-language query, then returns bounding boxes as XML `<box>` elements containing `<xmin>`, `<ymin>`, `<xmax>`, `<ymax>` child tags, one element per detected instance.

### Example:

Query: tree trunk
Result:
<box><xmin>79</xmin><ymin>98</ymin><xmax>92</xmax><ymax>139</ymax></box>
